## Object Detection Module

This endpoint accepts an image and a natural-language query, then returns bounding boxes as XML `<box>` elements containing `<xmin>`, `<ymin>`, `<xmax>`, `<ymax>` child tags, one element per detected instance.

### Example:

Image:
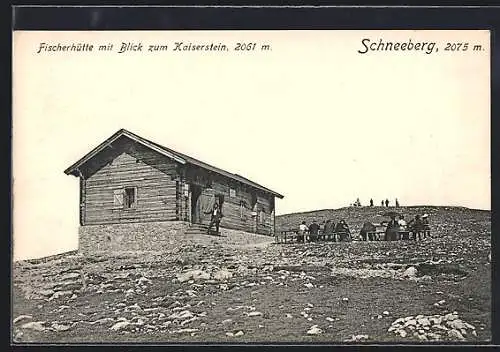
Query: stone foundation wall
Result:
<box><xmin>78</xmin><ymin>221</ymin><xmax>189</xmax><ymax>253</ymax></box>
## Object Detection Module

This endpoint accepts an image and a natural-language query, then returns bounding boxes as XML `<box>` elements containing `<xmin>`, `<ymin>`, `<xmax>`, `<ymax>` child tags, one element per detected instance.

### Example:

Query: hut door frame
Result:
<box><xmin>190</xmin><ymin>185</ymin><xmax>202</xmax><ymax>224</ymax></box>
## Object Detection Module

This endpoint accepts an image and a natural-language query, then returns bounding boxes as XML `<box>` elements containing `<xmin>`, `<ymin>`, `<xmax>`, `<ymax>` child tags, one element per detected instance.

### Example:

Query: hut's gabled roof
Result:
<box><xmin>64</xmin><ymin>128</ymin><xmax>284</xmax><ymax>199</ymax></box>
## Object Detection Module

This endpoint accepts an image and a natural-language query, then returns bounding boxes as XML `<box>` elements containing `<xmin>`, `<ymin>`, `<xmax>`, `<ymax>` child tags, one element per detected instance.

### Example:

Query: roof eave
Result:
<box><xmin>64</xmin><ymin>130</ymin><xmax>186</xmax><ymax>176</ymax></box>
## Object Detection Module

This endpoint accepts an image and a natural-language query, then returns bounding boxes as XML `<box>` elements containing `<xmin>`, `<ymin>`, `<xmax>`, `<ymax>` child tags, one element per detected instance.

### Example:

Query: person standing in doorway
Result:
<box><xmin>206</xmin><ymin>202</ymin><xmax>223</xmax><ymax>236</ymax></box>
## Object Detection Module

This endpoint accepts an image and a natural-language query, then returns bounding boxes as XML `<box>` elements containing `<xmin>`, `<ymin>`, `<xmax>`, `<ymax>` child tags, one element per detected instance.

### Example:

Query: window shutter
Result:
<box><xmin>114</xmin><ymin>189</ymin><xmax>124</xmax><ymax>207</ymax></box>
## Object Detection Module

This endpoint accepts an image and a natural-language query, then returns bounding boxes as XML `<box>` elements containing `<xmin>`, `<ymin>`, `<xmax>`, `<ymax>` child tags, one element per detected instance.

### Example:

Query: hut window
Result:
<box><xmin>124</xmin><ymin>187</ymin><xmax>137</xmax><ymax>208</ymax></box>
<box><xmin>229</xmin><ymin>188</ymin><xmax>236</xmax><ymax>197</ymax></box>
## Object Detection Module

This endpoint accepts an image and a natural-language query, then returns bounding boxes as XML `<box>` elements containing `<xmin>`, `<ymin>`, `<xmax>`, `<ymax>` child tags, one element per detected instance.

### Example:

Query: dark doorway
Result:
<box><xmin>216</xmin><ymin>194</ymin><xmax>225</xmax><ymax>209</ymax></box>
<box><xmin>191</xmin><ymin>185</ymin><xmax>202</xmax><ymax>224</ymax></box>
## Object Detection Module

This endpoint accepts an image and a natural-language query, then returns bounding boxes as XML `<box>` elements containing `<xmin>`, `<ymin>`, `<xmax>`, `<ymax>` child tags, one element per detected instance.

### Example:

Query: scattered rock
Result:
<box><xmin>13</xmin><ymin>315</ymin><xmax>33</xmax><ymax>324</ymax></box>
<box><xmin>21</xmin><ymin>321</ymin><xmax>46</xmax><ymax>331</ymax></box>
<box><xmin>51</xmin><ymin>323</ymin><xmax>71</xmax><ymax>332</ymax></box>
<box><xmin>177</xmin><ymin>270</ymin><xmax>210</xmax><ymax>283</ymax></box>
<box><xmin>61</xmin><ymin>272</ymin><xmax>80</xmax><ymax>280</ymax></box>
<box><xmin>307</xmin><ymin>325</ymin><xmax>323</xmax><ymax>335</ymax></box>
<box><xmin>448</xmin><ymin>329</ymin><xmax>465</xmax><ymax>340</ymax></box>
<box><xmin>40</xmin><ymin>289</ymin><xmax>55</xmax><ymax>297</ymax></box>
<box><xmin>345</xmin><ymin>334</ymin><xmax>369</xmax><ymax>342</ymax></box>
<box><xmin>169</xmin><ymin>310</ymin><xmax>194</xmax><ymax>320</ymax></box>
<box><xmin>402</xmin><ymin>266</ymin><xmax>418</xmax><ymax>278</ymax></box>
<box><xmin>247</xmin><ymin>311</ymin><xmax>263</xmax><ymax>317</ymax></box>
<box><xmin>213</xmin><ymin>269</ymin><xmax>233</xmax><ymax>281</ymax></box>
<box><xmin>110</xmin><ymin>321</ymin><xmax>131</xmax><ymax>331</ymax></box>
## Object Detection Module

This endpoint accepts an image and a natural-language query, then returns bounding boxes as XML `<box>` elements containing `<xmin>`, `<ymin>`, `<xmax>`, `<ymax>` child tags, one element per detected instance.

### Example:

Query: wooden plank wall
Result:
<box><xmin>79</xmin><ymin>136</ymin><xmax>277</xmax><ymax>232</ymax></box>
<box><xmin>84</xmin><ymin>150</ymin><xmax>179</xmax><ymax>225</ymax></box>
<box><xmin>193</xmin><ymin>173</ymin><xmax>276</xmax><ymax>235</ymax></box>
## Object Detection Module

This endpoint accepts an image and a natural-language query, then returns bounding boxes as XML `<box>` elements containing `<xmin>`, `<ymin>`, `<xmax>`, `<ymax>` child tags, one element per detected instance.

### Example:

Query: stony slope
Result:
<box><xmin>12</xmin><ymin>206</ymin><xmax>491</xmax><ymax>344</ymax></box>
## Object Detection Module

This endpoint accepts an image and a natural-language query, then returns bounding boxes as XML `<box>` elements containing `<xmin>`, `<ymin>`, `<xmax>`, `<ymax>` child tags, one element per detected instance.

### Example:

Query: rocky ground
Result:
<box><xmin>12</xmin><ymin>206</ymin><xmax>491</xmax><ymax>344</ymax></box>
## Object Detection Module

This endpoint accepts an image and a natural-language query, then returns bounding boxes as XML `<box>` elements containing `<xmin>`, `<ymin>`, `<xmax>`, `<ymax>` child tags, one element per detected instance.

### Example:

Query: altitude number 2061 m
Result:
<box><xmin>234</xmin><ymin>42</ymin><xmax>271</xmax><ymax>51</ymax></box>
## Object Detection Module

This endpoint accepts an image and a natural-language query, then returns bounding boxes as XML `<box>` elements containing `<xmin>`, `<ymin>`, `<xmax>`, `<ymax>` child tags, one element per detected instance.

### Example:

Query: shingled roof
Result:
<box><xmin>64</xmin><ymin>128</ymin><xmax>284</xmax><ymax>199</ymax></box>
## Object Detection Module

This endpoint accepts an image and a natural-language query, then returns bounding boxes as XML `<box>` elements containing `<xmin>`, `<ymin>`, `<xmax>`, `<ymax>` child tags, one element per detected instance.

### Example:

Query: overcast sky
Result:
<box><xmin>13</xmin><ymin>30</ymin><xmax>490</xmax><ymax>260</ymax></box>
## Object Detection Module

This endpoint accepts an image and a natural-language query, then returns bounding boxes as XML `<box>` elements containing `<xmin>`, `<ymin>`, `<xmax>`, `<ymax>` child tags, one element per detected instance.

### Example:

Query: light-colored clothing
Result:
<box><xmin>299</xmin><ymin>224</ymin><xmax>308</xmax><ymax>232</ymax></box>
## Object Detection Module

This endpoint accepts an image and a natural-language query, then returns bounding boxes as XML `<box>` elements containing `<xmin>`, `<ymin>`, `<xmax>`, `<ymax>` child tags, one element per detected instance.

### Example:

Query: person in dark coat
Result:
<box><xmin>385</xmin><ymin>215</ymin><xmax>399</xmax><ymax>241</ymax></box>
<box><xmin>408</xmin><ymin>215</ymin><xmax>424</xmax><ymax>240</ymax></box>
<box><xmin>385</xmin><ymin>199</ymin><xmax>389</xmax><ymax>207</ymax></box>
<box><xmin>323</xmin><ymin>219</ymin><xmax>335</xmax><ymax>241</ymax></box>
<box><xmin>360</xmin><ymin>222</ymin><xmax>376</xmax><ymax>241</ymax></box>
<box><xmin>206</xmin><ymin>202</ymin><xmax>223</xmax><ymax>235</ymax></box>
<box><xmin>370</xmin><ymin>199</ymin><xmax>374</xmax><ymax>207</ymax></box>
<box><xmin>335</xmin><ymin>219</ymin><xmax>351</xmax><ymax>241</ymax></box>
<box><xmin>308</xmin><ymin>220</ymin><xmax>320</xmax><ymax>242</ymax></box>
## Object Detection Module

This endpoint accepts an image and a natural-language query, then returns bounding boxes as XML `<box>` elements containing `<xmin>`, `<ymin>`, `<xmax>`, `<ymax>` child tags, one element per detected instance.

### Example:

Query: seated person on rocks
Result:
<box><xmin>308</xmin><ymin>220</ymin><xmax>320</xmax><ymax>242</ymax></box>
<box><xmin>398</xmin><ymin>215</ymin><xmax>409</xmax><ymax>240</ymax></box>
<box><xmin>335</xmin><ymin>219</ymin><xmax>351</xmax><ymax>241</ymax></box>
<box><xmin>323</xmin><ymin>219</ymin><xmax>335</xmax><ymax>241</ymax></box>
<box><xmin>360</xmin><ymin>222</ymin><xmax>376</xmax><ymax>241</ymax></box>
<box><xmin>385</xmin><ymin>215</ymin><xmax>399</xmax><ymax>241</ymax></box>
<box><xmin>408</xmin><ymin>215</ymin><xmax>424</xmax><ymax>240</ymax></box>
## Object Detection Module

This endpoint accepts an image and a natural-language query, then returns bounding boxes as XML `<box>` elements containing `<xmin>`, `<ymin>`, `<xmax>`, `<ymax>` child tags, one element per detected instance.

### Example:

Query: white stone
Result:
<box><xmin>307</xmin><ymin>325</ymin><xmax>323</xmax><ymax>335</ymax></box>
<box><xmin>169</xmin><ymin>310</ymin><xmax>194</xmax><ymax>320</ymax></box>
<box><xmin>247</xmin><ymin>311</ymin><xmax>263</xmax><ymax>317</ymax></box>
<box><xmin>110</xmin><ymin>321</ymin><xmax>131</xmax><ymax>331</ymax></box>
<box><xmin>21</xmin><ymin>321</ymin><xmax>45</xmax><ymax>331</ymax></box>
<box><xmin>51</xmin><ymin>323</ymin><xmax>71</xmax><ymax>331</ymax></box>
<box><xmin>13</xmin><ymin>315</ymin><xmax>33</xmax><ymax>324</ymax></box>
<box><xmin>213</xmin><ymin>269</ymin><xmax>233</xmax><ymax>281</ymax></box>
<box><xmin>402</xmin><ymin>266</ymin><xmax>418</xmax><ymax>278</ymax></box>
<box><xmin>448</xmin><ymin>329</ymin><xmax>465</xmax><ymax>340</ymax></box>
<box><xmin>61</xmin><ymin>272</ymin><xmax>80</xmax><ymax>280</ymax></box>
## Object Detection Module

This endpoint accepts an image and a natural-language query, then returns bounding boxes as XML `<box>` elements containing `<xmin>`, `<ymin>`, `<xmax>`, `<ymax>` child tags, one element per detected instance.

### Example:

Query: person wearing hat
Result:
<box><xmin>422</xmin><ymin>214</ymin><xmax>430</xmax><ymax>238</ymax></box>
<box><xmin>408</xmin><ymin>215</ymin><xmax>424</xmax><ymax>240</ymax></box>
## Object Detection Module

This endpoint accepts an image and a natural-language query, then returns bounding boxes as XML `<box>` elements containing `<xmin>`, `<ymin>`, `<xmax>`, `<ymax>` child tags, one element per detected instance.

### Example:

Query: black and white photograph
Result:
<box><xmin>12</xmin><ymin>23</ymin><xmax>491</xmax><ymax>344</ymax></box>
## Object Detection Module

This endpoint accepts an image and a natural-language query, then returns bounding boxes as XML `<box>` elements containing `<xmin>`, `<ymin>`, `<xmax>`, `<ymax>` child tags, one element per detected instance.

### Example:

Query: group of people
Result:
<box><xmin>295</xmin><ymin>213</ymin><xmax>431</xmax><ymax>243</ymax></box>
<box><xmin>297</xmin><ymin>219</ymin><xmax>352</xmax><ymax>243</ymax></box>
<box><xmin>383</xmin><ymin>213</ymin><xmax>431</xmax><ymax>241</ymax></box>
<box><xmin>354</xmin><ymin>198</ymin><xmax>402</xmax><ymax>207</ymax></box>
